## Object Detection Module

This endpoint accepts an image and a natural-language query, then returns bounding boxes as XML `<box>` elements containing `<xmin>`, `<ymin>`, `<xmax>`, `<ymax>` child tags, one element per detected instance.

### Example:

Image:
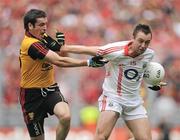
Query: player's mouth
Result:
<box><xmin>40</xmin><ymin>32</ymin><xmax>46</xmax><ymax>38</ymax></box>
<box><xmin>140</xmin><ymin>47</ymin><xmax>146</xmax><ymax>52</ymax></box>
<box><xmin>41</xmin><ymin>32</ymin><xmax>46</xmax><ymax>36</ymax></box>
<box><xmin>137</xmin><ymin>49</ymin><xmax>145</xmax><ymax>55</ymax></box>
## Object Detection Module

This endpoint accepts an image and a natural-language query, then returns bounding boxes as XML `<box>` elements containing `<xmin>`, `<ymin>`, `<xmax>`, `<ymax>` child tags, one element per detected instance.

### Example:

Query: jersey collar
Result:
<box><xmin>25</xmin><ymin>31</ymin><xmax>38</xmax><ymax>39</ymax></box>
<box><xmin>124</xmin><ymin>41</ymin><xmax>132</xmax><ymax>56</ymax></box>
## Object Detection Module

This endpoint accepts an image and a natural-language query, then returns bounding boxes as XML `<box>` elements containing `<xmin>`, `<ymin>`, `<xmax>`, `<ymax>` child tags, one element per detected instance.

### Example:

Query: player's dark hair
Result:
<box><xmin>23</xmin><ymin>9</ymin><xmax>47</xmax><ymax>31</ymax></box>
<box><xmin>133</xmin><ymin>24</ymin><xmax>152</xmax><ymax>39</ymax></box>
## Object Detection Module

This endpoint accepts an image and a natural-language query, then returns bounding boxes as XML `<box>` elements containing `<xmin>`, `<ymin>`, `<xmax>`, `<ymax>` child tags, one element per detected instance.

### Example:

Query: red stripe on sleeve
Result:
<box><xmin>32</xmin><ymin>42</ymin><xmax>48</xmax><ymax>55</ymax></box>
<box><xmin>97</xmin><ymin>46</ymin><xmax>120</xmax><ymax>55</ymax></box>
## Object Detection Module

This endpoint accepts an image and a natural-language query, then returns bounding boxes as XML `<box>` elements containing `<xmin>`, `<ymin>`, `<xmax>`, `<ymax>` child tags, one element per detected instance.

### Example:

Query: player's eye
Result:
<box><xmin>138</xmin><ymin>39</ymin><xmax>143</xmax><ymax>43</ymax></box>
<box><xmin>145</xmin><ymin>41</ymin><xmax>150</xmax><ymax>46</ymax></box>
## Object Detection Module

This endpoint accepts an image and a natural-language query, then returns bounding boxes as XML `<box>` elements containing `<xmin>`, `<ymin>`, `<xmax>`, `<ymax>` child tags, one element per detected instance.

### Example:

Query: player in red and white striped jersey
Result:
<box><xmin>61</xmin><ymin>24</ymin><xmax>165</xmax><ymax>140</ymax></box>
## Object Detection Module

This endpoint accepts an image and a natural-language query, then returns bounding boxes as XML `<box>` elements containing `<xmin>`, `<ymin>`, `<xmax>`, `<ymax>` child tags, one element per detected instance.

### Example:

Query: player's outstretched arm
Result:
<box><xmin>61</xmin><ymin>45</ymin><xmax>99</xmax><ymax>56</ymax></box>
<box><xmin>56</xmin><ymin>31</ymin><xmax>99</xmax><ymax>56</ymax></box>
<box><xmin>44</xmin><ymin>50</ymin><xmax>107</xmax><ymax>67</ymax></box>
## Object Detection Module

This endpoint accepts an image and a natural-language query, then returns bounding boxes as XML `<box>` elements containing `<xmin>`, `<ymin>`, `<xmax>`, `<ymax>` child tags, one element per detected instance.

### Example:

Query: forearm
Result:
<box><xmin>53</xmin><ymin>57</ymin><xmax>87</xmax><ymax>67</ymax></box>
<box><xmin>45</xmin><ymin>50</ymin><xmax>87</xmax><ymax>67</ymax></box>
<box><xmin>61</xmin><ymin>45</ymin><xmax>99</xmax><ymax>56</ymax></box>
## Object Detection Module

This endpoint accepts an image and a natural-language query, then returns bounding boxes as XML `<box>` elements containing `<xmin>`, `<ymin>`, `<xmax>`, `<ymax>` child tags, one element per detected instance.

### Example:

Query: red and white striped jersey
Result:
<box><xmin>97</xmin><ymin>41</ymin><xmax>154</xmax><ymax>106</ymax></box>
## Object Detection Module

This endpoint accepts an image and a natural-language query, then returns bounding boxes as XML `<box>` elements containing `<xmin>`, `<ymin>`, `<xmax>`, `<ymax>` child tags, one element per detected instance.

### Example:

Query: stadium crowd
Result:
<box><xmin>0</xmin><ymin>0</ymin><xmax>179</xmax><ymax>135</ymax></box>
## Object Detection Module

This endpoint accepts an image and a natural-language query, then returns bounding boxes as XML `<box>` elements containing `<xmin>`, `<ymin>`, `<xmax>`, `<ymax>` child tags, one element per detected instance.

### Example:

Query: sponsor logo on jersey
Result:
<box><xmin>42</xmin><ymin>62</ymin><xmax>53</xmax><ymax>71</ymax></box>
<box><xmin>28</xmin><ymin>112</ymin><xmax>34</xmax><ymax>121</ymax></box>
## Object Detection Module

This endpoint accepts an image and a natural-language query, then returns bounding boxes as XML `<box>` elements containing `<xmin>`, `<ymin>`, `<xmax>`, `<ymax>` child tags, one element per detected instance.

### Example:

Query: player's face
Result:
<box><xmin>29</xmin><ymin>17</ymin><xmax>47</xmax><ymax>40</ymax></box>
<box><xmin>132</xmin><ymin>31</ymin><xmax>151</xmax><ymax>56</ymax></box>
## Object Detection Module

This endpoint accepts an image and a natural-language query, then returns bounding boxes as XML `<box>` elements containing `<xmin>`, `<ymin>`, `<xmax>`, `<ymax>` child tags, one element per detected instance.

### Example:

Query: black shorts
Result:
<box><xmin>19</xmin><ymin>83</ymin><xmax>68</xmax><ymax>137</ymax></box>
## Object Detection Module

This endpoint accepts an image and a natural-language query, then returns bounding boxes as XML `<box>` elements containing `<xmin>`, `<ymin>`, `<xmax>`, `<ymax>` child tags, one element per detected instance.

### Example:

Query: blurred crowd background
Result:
<box><xmin>0</xmin><ymin>0</ymin><xmax>180</xmax><ymax>139</ymax></box>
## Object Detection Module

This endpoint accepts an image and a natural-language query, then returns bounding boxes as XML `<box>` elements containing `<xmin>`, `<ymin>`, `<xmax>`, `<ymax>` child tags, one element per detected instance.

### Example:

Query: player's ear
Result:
<box><xmin>28</xmin><ymin>23</ymin><xmax>33</xmax><ymax>30</ymax></box>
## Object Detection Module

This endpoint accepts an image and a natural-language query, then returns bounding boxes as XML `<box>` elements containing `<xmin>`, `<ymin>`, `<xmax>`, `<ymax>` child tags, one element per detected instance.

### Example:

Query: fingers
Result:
<box><xmin>159</xmin><ymin>82</ymin><xmax>167</xmax><ymax>86</ymax></box>
<box><xmin>43</xmin><ymin>33</ymin><xmax>48</xmax><ymax>36</ymax></box>
<box><xmin>55</xmin><ymin>28</ymin><xmax>63</xmax><ymax>33</ymax></box>
<box><xmin>43</xmin><ymin>33</ymin><xmax>50</xmax><ymax>40</ymax></box>
<box><xmin>97</xmin><ymin>56</ymin><xmax>109</xmax><ymax>64</ymax></box>
<box><xmin>55</xmin><ymin>29</ymin><xmax>59</xmax><ymax>33</ymax></box>
<box><xmin>148</xmin><ymin>81</ymin><xmax>167</xmax><ymax>91</ymax></box>
<box><xmin>56</xmin><ymin>33</ymin><xmax>65</xmax><ymax>39</ymax></box>
<box><xmin>100</xmin><ymin>59</ymin><xmax>108</xmax><ymax>63</ymax></box>
<box><xmin>101</xmin><ymin>58</ymin><xmax>108</xmax><ymax>63</ymax></box>
<box><xmin>148</xmin><ymin>86</ymin><xmax>161</xmax><ymax>91</ymax></box>
<box><xmin>92</xmin><ymin>56</ymin><xmax>109</xmax><ymax>64</ymax></box>
<box><xmin>56</xmin><ymin>31</ymin><xmax>65</xmax><ymax>45</ymax></box>
<box><xmin>56</xmin><ymin>32</ymin><xmax>64</xmax><ymax>36</ymax></box>
<box><xmin>88</xmin><ymin>56</ymin><xmax>107</xmax><ymax>67</ymax></box>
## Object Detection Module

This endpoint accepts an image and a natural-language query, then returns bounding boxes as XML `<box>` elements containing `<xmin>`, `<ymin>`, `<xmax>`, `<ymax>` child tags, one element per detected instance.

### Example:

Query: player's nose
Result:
<box><xmin>141</xmin><ymin>42</ymin><xmax>146</xmax><ymax>47</ymax></box>
<box><xmin>141</xmin><ymin>42</ymin><xmax>147</xmax><ymax>50</ymax></box>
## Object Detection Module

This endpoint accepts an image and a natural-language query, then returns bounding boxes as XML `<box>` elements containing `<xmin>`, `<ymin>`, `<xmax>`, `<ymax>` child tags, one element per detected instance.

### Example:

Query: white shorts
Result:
<box><xmin>98</xmin><ymin>95</ymin><xmax>147</xmax><ymax>120</ymax></box>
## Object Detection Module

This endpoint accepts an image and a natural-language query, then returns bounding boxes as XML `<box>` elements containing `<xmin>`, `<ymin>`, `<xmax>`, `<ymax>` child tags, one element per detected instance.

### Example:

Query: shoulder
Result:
<box><xmin>21</xmin><ymin>36</ymin><xmax>41</xmax><ymax>50</ymax></box>
<box><xmin>145</xmin><ymin>48</ymin><xmax>155</xmax><ymax>56</ymax></box>
<box><xmin>105</xmin><ymin>41</ymin><xmax>130</xmax><ymax>47</ymax></box>
<box><xmin>100</xmin><ymin>41</ymin><xmax>130</xmax><ymax>51</ymax></box>
<box><xmin>97</xmin><ymin>41</ymin><xmax>130</xmax><ymax>59</ymax></box>
<box><xmin>142</xmin><ymin>48</ymin><xmax>155</xmax><ymax>61</ymax></box>
<box><xmin>22</xmin><ymin>36</ymin><xmax>40</xmax><ymax>46</ymax></box>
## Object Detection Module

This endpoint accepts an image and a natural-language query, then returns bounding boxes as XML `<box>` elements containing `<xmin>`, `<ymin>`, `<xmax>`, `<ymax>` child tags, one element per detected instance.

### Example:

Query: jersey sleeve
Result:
<box><xmin>97</xmin><ymin>44</ymin><xmax>125</xmax><ymax>61</ymax></box>
<box><xmin>28</xmin><ymin>42</ymin><xmax>49</xmax><ymax>60</ymax></box>
<box><xmin>145</xmin><ymin>48</ymin><xmax>155</xmax><ymax>62</ymax></box>
<box><xmin>43</xmin><ymin>41</ymin><xmax>61</xmax><ymax>52</ymax></box>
